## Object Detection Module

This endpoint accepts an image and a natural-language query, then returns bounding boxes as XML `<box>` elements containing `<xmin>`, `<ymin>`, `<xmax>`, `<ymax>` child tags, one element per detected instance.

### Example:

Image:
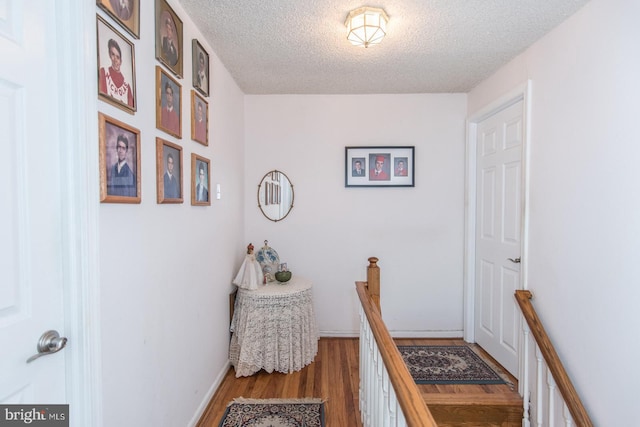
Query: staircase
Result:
<box><xmin>395</xmin><ymin>338</ymin><xmax>522</xmax><ymax>427</ymax></box>
<box><xmin>422</xmin><ymin>392</ymin><xmax>522</xmax><ymax>427</ymax></box>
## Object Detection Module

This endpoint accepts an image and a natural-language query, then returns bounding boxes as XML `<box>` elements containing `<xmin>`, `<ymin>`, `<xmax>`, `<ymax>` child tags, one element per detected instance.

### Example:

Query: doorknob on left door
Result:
<box><xmin>26</xmin><ymin>330</ymin><xmax>68</xmax><ymax>363</ymax></box>
<box><xmin>508</xmin><ymin>257</ymin><xmax>521</xmax><ymax>263</ymax></box>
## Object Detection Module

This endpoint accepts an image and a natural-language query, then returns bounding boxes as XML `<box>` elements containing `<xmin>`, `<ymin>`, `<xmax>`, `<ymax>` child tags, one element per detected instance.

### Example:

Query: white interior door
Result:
<box><xmin>474</xmin><ymin>100</ymin><xmax>524</xmax><ymax>377</ymax></box>
<box><xmin>0</xmin><ymin>0</ymin><xmax>67</xmax><ymax>403</ymax></box>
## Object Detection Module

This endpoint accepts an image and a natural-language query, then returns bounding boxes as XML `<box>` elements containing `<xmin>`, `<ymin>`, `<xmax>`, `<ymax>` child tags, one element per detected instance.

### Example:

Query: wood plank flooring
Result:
<box><xmin>197</xmin><ymin>338</ymin><xmax>521</xmax><ymax>427</ymax></box>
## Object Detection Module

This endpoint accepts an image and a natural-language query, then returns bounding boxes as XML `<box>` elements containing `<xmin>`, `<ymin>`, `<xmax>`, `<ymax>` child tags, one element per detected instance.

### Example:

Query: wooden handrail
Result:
<box><xmin>515</xmin><ymin>290</ymin><xmax>594</xmax><ymax>427</ymax></box>
<box><xmin>356</xmin><ymin>281</ymin><xmax>438</xmax><ymax>426</ymax></box>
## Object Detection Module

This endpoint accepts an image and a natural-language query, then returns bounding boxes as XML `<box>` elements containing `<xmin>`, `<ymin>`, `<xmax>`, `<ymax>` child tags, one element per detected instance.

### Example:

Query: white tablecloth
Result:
<box><xmin>229</xmin><ymin>276</ymin><xmax>319</xmax><ymax>377</ymax></box>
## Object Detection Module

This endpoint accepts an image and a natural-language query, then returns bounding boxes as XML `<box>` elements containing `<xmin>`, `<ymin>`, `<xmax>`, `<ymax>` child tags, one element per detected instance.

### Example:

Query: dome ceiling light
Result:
<box><xmin>345</xmin><ymin>7</ymin><xmax>389</xmax><ymax>48</ymax></box>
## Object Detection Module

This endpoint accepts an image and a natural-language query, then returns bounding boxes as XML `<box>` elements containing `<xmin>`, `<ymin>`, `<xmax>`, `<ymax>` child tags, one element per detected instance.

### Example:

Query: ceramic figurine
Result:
<box><xmin>232</xmin><ymin>243</ymin><xmax>263</xmax><ymax>290</ymax></box>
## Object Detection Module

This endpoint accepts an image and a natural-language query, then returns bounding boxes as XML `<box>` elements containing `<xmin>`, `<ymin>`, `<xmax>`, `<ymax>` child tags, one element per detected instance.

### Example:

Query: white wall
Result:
<box><xmin>469</xmin><ymin>0</ymin><xmax>640</xmax><ymax>424</ymax></box>
<box><xmin>244</xmin><ymin>94</ymin><xmax>467</xmax><ymax>337</ymax></box>
<box><xmin>97</xmin><ymin>1</ymin><xmax>245</xmax><ymax>425</ymax></box>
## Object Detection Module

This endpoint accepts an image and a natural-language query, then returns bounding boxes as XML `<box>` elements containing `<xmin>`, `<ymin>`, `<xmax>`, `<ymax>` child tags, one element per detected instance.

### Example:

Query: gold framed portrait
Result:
<box><xmin>155</xmin><ymin>0</ymin><xmax>183</xmax><ymax>78</ymax></box>
<box><xmin>191</xmin><ymin>154</ymin><xmax>211</xmax><ymax>206</ymax></box>
<box><xmin>156</xmin><ymin>138</ymin><xmax>183</xmax><ymax>204</ymax></box>
<box><xmin>191</xmin><ymin>90</ymin><xmax>208</xmax><ymax>146</ymax></box>
<box><xmin>97</xmin><ymin>0</ymin><xmax>140</xmax><ymax>39</ymax></box>
<box><xmin>99</xmin><ymin>112</ymin><xmax>141</xmax><ymax>203</ymax></box>
<box><xmin>192</xmin><ymin>39</ymin><xmax>210</xmax><ymax>97</ymax></box>
<box><xmin>96</xmin><ymin>15</ymin><xmax>137</xmax><ymax>114</ymax></box>
<box><xmin>155</xmin><ymin>66</ymin><xmax>182</xmax><ymax>139</ymax></box>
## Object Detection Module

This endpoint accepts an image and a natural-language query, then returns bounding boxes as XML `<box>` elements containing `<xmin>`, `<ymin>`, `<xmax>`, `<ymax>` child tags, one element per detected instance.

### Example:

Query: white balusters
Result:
<box><xmin>522</xmin><ymin>321</ymin><xmax>531</xmax><ymax>427</ymax></box>
<box><xmin>563</xmin><ymin>402</ymin><xmax>574</xmax><ymax>427</ymax></box>
<box><xmin>523</xmin><ymin>330</ymin><xmax>576</xmax><ymax>427</ymax></box>
<box><xmin>388</xmin><ymin>383</ymin><xmax>398</xmax><ymax>426</ymax></box>
<box><xmin>547</xmin><ymin>370</ymin><xmax>556</xmax><ymax>427</ymax></box>
<box><xmin>535</xmin><ymin>345</ymin><xmax>544</xmax><ymax>427</ymax></box>
<box><xmin>382</xmin><ymin>370</ymin><xmax>390</xmax><ymax>427</ymax></box>
<box><xmin>359</xmin><ymin>305</ymin><xmax>406</xmax><ymax>427</ymax></box>
<box><xmin>516</xmin><ymin>290</ymin><xmax>591</xmax><ymax>427</ymax></box>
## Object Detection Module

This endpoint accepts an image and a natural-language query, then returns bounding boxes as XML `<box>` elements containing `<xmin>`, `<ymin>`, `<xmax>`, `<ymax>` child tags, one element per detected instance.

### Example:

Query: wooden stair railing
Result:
<box><xmin>366</xmin><ymin>256</ymin><xmax>381</xmax><ymax>312</ymax></box>
<box><xmin>515</xmin><ymin>290</ymin><xmax>594</xmax><ymax>427</ymax></box>
<box><xmin>357</xmin><ymin>257</ymin><xmax>438</xmax><ymax>427</ymax></box>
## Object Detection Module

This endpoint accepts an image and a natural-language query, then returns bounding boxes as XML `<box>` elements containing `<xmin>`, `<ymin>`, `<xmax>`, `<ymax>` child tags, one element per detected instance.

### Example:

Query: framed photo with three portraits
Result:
<box><xmin>345</xmin><ymin>146</ymin><xmax>415</xmax><ymax>187</ymax></box>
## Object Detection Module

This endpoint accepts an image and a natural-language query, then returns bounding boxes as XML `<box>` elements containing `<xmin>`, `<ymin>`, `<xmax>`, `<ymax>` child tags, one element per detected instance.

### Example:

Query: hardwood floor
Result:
<box><xmin>197</xmin><ymin>338</ymin><xmax>521</xmax><ymax>427</ymax></box>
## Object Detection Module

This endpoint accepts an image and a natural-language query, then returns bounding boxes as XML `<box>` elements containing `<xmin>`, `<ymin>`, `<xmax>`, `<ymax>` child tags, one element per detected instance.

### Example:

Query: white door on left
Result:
<box><xmin>0</xmin><ymin>0</ymin><xmax>68</xmax><ymax>404</ymax></box>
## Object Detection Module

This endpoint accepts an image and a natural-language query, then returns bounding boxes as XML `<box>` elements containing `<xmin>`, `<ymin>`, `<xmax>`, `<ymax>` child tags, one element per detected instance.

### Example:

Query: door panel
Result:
<box><xmin>479</xmin><ymin>259</ymin><xmax>495</xmax><ymax>334</ymax></box>
<box><xmin>474</xmin><ymin>100</ymin><xmax>523</xmax><ymax>377</ymax></box>
<box><xmin>0</xmin><ymin>0</ymin><xmax>67</xmax><ymax>403</ymax></box>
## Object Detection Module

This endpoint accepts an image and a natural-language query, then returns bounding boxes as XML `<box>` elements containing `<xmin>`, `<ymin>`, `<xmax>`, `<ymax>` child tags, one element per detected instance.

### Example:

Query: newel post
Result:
<box><xmin>367</xmin><ymin>257</ymin><xmax>381</xmax><ymax>312</ymax></box>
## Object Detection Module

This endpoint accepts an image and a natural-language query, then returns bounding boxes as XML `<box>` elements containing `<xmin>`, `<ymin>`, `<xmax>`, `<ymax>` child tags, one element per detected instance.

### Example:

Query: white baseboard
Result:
<box><xmin>319</xmin><ymin>330</ymin><xmax>359</xmax><ymax>337</ymax></box>
<box><xmin>188</xmin><ymin>360</ymin><xmax>231</xmax><ymax>427</ymax></box>
<box><xmin>319</xmin><ymin>330</ymin><xmax>464</xmax><ymax>338</ymax></box>
<box><xmin>389</xmin><ymin>330</ymin><xmax>464</xmax><ymax>338</ymax></box>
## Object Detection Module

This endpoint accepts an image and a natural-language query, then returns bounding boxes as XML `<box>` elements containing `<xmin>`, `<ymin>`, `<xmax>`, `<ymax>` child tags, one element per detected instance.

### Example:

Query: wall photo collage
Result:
<box><xmin>97</xmin><ymin>0</ymin><xmax>211</xmax><ymax>206</ymax></box>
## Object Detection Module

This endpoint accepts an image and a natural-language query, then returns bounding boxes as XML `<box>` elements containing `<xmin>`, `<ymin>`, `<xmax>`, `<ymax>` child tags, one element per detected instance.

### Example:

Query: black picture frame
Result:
<box><xmin>345</xmin><ymin>146</ymin><xmax>415</xmax><ymax>187</ymax></box>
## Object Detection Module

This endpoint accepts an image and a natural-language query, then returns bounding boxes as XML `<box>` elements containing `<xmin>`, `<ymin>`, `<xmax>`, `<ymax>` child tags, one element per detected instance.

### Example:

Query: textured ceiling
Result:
<box><xmin>178</xmin><ymin>0</ymin><xmax>589</xmax><ymax>94</ymax></box>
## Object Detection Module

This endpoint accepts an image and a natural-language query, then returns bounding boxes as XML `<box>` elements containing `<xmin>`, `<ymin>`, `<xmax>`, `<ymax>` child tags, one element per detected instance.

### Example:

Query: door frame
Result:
<box><xmin>57</xmin><ymin>1</ymin><xmax>103</xmax><ymax>425</ymax></box>
<box><xmin>463</xmin><ymin>81</ymin><xmax>532</xmax><ymax>349</ymax></box>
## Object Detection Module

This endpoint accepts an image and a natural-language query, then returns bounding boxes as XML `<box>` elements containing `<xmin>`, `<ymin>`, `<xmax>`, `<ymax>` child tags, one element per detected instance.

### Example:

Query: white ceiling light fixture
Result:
<box><xmin>345</xmin><ymin>6</ymin><xmax>389</xmax><ymax>48</ymax></box>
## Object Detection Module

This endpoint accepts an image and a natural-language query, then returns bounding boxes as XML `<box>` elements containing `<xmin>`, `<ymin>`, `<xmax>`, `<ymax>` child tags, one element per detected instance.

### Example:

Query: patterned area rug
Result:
<box><xmin>219</xmin><ymin>398</ymin><xmax>325</xmax><ymax>427</ymax></box>
<box><xmin>397</xmin><ymin>345</ymin><xmax>507</xmax><ymax>384</ymax></box>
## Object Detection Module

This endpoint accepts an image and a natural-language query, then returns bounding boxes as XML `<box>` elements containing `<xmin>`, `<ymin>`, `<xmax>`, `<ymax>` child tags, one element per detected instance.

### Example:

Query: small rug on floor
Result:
<box><xmin>397</xmin><ymin>345</ymin><xmax>507</xmax><ymax>385</ymax></box>
<box><xmin>219</xmin><ymin>397</ymin><xmax>325</xmax><ymax>427</ymax></box>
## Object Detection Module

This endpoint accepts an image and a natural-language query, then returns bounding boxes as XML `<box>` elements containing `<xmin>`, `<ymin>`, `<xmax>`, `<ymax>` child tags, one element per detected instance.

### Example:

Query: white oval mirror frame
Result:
<box><xmin>257</xmin><ymin>170</ymin><xmax>294</xmax><ymax>222</ymax></box>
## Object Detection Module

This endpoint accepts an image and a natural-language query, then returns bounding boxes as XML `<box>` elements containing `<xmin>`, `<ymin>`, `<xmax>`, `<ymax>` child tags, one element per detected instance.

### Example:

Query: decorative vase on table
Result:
<box><xmin>274</xmin><ymin>271</ymin><xmax>292</xmax><ymax>283</ymax></box>
<box><xmin>255</xmin><ymin>240</ymin><xmax>280</xmax><ymax>283</ymax></box>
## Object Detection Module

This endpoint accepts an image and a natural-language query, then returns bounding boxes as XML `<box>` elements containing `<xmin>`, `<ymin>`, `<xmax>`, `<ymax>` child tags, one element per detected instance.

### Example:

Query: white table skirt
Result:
<box><xmin>229</xmin><ymin>276</ymin><xmax>319</xmax><ymax>377</ymax></box>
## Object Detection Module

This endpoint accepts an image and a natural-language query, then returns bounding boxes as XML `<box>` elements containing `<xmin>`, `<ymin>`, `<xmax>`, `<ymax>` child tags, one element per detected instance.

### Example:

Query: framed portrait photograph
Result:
<box><xmin>191</xmin><ymin>90</ymin><xmax>208</xmax><ymax>146</ymax></box>
<box><xmin>156</xmin><ymin>138</ymin><xmax>183</xmax><ymax>203</ymax></box>
<box><xmin>155</xmin><ymin>0</ymin><xmax>183</xmax><ymax>78</ymax></box>
<box><xmin>97</xmin><ymin>0</ymin><xmax>140</xmax><ymax>39</ymax></box>
<box><xmin>98</xmin><ymin>112</ymin><xmax>141</xmax><ymax>203</ymax></box>
<box><xmin>192</xmin><ymin>39</ymin><xmax>210</xmax><ymax>97</ymax></box>
<box><xmin>191</xmin><ymin>154</ymin><xmax>211</xmax><ymax>206</ymax></box>
<box><xmin>155</xmin><ymin>66</ymin><xmax>182</xmax><ymax>139</ymax></box>
<box><xmin>345</xmin><ymin>146</ymin><xmax>415</xmax><ymax>187</ymax></box>
<box><xmin>96</xmin><ymin>15</ymin><xmax>137</xmax><ymax>114</ymax></box>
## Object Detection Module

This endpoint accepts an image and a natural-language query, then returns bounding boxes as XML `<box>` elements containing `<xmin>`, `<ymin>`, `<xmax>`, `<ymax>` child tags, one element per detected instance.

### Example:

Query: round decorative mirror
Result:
<box><xmin>257</xmin><ymin>170</ymin><xmax>294</xmax><ymax>222</ymax></box>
